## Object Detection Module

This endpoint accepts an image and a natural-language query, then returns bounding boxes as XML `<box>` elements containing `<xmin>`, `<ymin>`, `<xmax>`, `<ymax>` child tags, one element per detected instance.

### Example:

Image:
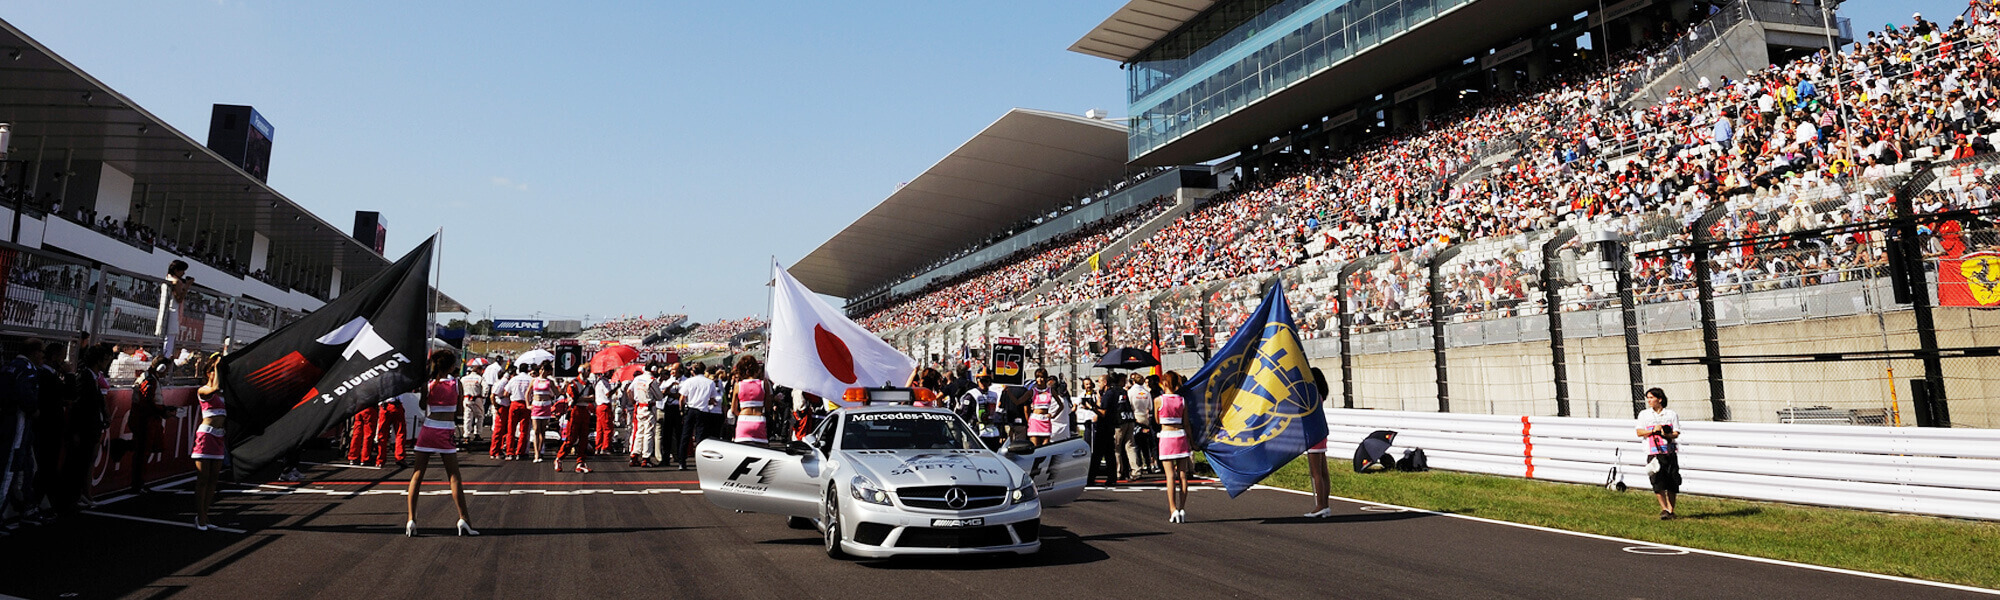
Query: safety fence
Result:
<box><xmin>885</xmin><ymin>155</ymin><xmax>2000</xmax><ymax>429</ymax></box>
<box><xmin>0</xmin><ymin>239</ymin><xmax>304</xmax><ymax>357</ymax></box>
<box><xmin>1321</xmin><ymin>408</ymin><xmax>2000</xmax><ymax>521</ymax></box>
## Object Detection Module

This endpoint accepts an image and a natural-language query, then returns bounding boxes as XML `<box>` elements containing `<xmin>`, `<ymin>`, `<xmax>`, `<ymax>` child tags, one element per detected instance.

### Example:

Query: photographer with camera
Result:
<box><xmin>1635</xmin><ymin>387</ymin><xmax>1681</xmax><ymax>520</ymax></box>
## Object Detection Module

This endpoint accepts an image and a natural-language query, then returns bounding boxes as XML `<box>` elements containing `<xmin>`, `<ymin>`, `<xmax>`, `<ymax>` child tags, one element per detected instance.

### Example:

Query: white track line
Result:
<box><xmin>1248</xmin><ymin>484</ymin><xmax>2000</xmax><ymax>595</ymax></box>
<box><xmin>215</xmin><ymin>486</ymin><xmax>699</xmax><ymax>498</ymax></box>
<box><xmin>300</xmin><ymin>461</ymin><xmax>383</xmax><ymax>470</ymax></box>
<box><xmin>80</xmin><ymin>510</ymin><xmax>245</xmax><ymax>534</ymax></box>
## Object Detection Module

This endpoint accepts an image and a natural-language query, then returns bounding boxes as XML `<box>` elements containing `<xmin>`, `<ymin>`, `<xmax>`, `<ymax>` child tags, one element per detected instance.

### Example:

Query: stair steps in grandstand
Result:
<box><xmin>1620</xmin><ymin>1</ymin><xmax>1842</xmax><ymax>109</ymax></box>
<box><xmin>1451</xmin><ymin>148</ymin><xmax>1521</xmax><ymax>188</ymax></box>
<box><xmin>1015</xmin><ymin>192</ymin><xmax>1210</xmax><ymax>302</ymax></box>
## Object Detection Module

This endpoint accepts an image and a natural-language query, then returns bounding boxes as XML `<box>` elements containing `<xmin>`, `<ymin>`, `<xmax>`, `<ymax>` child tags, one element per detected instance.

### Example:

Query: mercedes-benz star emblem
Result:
<box><xmin>944</xmin><ymin>487</ymin><xmax>969</xmax><ymax>509</ymax></box>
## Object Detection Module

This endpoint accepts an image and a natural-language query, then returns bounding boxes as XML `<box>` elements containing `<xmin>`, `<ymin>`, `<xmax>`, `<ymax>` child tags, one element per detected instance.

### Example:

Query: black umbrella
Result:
<box><xmin>1094</xmin><ymin>347</ymin><xmax>1161</xmax><ymax>370</ymax></box>
<box><xmin>1352</xmin><ymin>430</ymin><xmax>1398</xmax><ymax>473</ymax></box>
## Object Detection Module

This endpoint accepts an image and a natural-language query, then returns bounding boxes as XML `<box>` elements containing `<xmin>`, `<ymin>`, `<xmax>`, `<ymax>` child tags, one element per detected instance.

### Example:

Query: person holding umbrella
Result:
<box><xmin>1085</xmin><ymin>373</ymin><xmax>1131</xmax><ymax>486</ymax></box>
<box><xmin>555</xmin><ymin>372</ymin><xmax>595</xmax><ymax>473</ymax></box>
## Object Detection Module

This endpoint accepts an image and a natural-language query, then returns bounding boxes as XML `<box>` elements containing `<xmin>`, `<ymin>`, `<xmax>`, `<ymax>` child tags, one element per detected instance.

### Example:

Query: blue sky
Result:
<box><xmin>0</xmin><ymin>0</ymin><xmax>1955</xmax><ymax>325</ymax></box>
<box><xmin>1</xmin><ymin>0</ymin><xmax>1127</xmax><ymax>324</ymax></box>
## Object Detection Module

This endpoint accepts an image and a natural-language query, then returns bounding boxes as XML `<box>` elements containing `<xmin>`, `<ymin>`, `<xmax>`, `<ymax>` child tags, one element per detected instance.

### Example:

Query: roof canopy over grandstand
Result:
<box><xmin>1074</xmin><ymin>0</ymin><xmax>1600</xmax><ymax>165</ymax></box>
<box><xmin>1068</xmin><ymin>0</ymin><xmax>1223</xmax><ymax>62</ymax></box>
<box><xmin>0</xmin><ymin>18</ymin><xmax>466</xmax><ymax>312</ymax></box>
<box><xmin>792</xmin><ymin>108</ymin><xmax>1133</xmax><ymax>299</ymax></box>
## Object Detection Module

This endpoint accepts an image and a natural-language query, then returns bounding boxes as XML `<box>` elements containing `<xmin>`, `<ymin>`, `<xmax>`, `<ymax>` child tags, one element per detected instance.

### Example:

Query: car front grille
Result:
<box><xmin>896</xmin><ymin>525</ymin><xmax>1016</xmax><ymax>549</ymax></box>
<box><xmin>896</xmin><ymin>485</ymin><xmax>1006</xmax><ymax>510</ymax></box>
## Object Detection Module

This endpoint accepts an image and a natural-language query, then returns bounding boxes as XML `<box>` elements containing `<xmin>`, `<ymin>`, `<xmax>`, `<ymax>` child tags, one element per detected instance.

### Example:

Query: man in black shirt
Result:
<box><xmin>1085</xmin><ymin>373</ymin><xmax>1132</xmax><ymax>486</ymax></box>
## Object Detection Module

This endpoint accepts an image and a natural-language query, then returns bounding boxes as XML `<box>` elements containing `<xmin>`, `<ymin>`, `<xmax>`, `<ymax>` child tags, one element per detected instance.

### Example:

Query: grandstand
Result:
<box><xmin>815</xmin><ymin>1</ymin><xmax>2000</xmax><ymax>428</ymax></box>
<box><xmin>0</xmin><ymin>18</ymin><xmax>465</xmax><ymax>354</ymax></box>
<box><xmin>792</xmin><ymin>108</ymin><xmax>1220</xmax><ymax>318</ymax></box>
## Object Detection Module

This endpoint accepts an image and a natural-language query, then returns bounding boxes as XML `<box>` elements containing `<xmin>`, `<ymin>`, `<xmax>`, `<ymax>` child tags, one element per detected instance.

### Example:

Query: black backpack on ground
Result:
<box><xmin>1395</xmin><ymin>448</ymin><xmax>1429</xmax><ymax>472</ymax></box>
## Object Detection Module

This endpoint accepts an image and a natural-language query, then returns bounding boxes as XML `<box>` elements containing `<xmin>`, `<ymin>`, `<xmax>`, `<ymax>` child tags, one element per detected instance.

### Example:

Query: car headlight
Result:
<box><xmin>850</xmin><ymin>477</ymin><xmax>893</xmax><ymax>506</ymax></box>
<box><xmin>1010</xmin><ymin>475</ymin><xmax>1038</xmax><ymax>505</ymax></box>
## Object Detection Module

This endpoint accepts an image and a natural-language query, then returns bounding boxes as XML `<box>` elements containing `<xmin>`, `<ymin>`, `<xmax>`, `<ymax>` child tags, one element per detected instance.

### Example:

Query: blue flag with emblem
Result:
<box><xmin>1181</xmin><ymin>282</ymin><xmax>1327</xmax><ymax>497</ymax></box>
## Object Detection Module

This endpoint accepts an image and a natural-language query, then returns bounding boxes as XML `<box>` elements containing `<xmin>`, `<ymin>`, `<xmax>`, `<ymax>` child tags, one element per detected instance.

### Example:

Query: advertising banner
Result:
<box><xmin>1939</xmin><ymin>251</ymin><xmax>2000</xmax><ymax>308</ymax></box>
<box><xmin>88</xmin><ymin>387</ymin><xmax>200</xmax><ymax>498</ymax></box>
<box><xmin>493</xmin><ymin>319</ymin><xmax>545</xmax><ymax>332</ymax></box>
<box><xmin>553</xmin><ymin>345</ymin><xmax>583</xmax><ymax>377</ymax></box>
<box><xmin>990</xmin><ymin>336</ymin><xmax>1025</xmax><ymax>385</ymax></box>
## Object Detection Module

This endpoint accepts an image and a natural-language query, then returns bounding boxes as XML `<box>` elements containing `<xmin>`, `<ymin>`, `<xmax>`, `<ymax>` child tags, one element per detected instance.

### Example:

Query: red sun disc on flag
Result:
<box><xmin>815</xmin><ymin>324</ymin><xmax>858</xmax><ymax>384</ymax></box>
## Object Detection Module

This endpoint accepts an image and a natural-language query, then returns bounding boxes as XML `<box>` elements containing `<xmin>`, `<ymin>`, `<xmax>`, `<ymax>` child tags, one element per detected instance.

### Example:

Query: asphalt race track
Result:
<box><xmin>2</xmin><ymin>450</ymin><xmax>1992</xmax><ymax>600</ymax></box>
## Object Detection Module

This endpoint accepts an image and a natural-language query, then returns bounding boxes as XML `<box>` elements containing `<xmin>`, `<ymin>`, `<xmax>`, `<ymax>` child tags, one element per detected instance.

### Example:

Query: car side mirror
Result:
<box><xmin>1004</xmin><ymin>441</ymin><xmax>1034</xmax><ymax>456</ymax></box>
<box><xmin>783</xmin><ymin>440</ymin><xmax>814</xmax><ymax>456</ymax></box>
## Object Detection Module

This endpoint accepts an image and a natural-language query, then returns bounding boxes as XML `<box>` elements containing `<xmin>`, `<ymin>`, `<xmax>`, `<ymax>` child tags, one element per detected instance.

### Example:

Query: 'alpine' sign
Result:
<box><xmin>493</xmin><ymin>319</ymin><xmax>545</xmax><ymax>332</ymax></box>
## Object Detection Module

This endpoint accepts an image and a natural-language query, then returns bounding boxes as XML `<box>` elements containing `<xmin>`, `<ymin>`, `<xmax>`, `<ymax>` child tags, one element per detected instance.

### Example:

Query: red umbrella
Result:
<box><xmin>466</xmin><ymin>357</ymin><xmax>493</xmax><ymax>369</ymax></box>
<box><xmin>612</xmin><ymin>363</ymin><xmax>647</xmax><ymax>382</ymax></box>
<box><xmin>589</xmin><ymin>344</ymin><xmax>640</xmax><ymax>374</ymax></box>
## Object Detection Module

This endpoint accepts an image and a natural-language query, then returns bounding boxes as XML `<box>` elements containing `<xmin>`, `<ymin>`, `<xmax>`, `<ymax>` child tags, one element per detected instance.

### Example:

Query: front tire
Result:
<box><xmin>823</xmin><ymin>486</ymin><xmax>848</xmax><ymax>559</ymax></box>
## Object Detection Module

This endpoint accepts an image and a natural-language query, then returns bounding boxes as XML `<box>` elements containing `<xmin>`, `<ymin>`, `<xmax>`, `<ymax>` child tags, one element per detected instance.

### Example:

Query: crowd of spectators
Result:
<box><xmin>576</xmin><ymin>314</ymin><xmax>689</xmax><ymax>341</ymax></box>
<box><xmin>856</xmin><ymin>197</ymin><xmax>1172</xmax><ymax>330</ymax></box>
<box><xmin>869</xmin><ymin>3</ymin><xmax>2000</xmax><ymax>342</ymax></box>
<box><xmin>677</xmin><ymin>317</ymin><xmax>769</xmax><ymax>344</ymax></box>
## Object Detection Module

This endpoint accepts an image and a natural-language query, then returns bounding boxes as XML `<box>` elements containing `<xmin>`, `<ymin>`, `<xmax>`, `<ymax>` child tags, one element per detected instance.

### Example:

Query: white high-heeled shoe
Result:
<box><xmin>456</xmin><ymin>519</ymin><xmax>479</xmax><ymax>537</ymax></box>
<box><xmin>405</xmin><ymin>520</ymin><xmax>417</xmax><ymax>537</ymax></box>
<box><xmin>1304</xmin><ymin>508</ymin><xmax>1333</xmax><ymax>518</ymax></box>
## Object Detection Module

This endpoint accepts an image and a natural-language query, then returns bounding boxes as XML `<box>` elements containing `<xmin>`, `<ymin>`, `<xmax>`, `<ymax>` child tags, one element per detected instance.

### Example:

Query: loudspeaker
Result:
<box><xmin>1088</xmin><ymin>341</ymin><xmax>1103</xmax><ymax>355</ymax></box>
<box><xmin>206</xmin><ymin>104</ymin><xmax>274</xmax><ymax>182</ymax></box>
<box><xmin>1182</xmin><ymin>333</ymin><xmax>1198</xmax><ymax>349</ymax></box>
<box><xmin>1094</xmin><ymin>306</ymin><xmax>1111</xmax><ymax>321</ymax></box>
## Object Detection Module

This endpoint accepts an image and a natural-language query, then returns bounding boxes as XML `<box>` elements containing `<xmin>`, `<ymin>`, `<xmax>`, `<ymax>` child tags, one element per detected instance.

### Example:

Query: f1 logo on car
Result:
<box><xmin>728</xmin><ymin>456</ymin><xmax>780</xmax><ymax>484</ymax></box>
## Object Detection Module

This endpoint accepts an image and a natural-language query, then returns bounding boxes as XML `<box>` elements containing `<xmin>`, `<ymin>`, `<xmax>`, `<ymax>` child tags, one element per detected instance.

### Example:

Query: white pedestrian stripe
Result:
<box><xmin>82</xmin><ymin>510</ymin><xmax>247</xmax><ymax>534</ymax></box>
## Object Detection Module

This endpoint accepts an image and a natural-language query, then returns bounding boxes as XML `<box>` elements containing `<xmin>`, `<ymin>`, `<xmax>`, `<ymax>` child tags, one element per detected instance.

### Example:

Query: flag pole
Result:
<box><xmin>766</xmin><ymin>256</ymin><xmax>778</xmax><ymax>359</ymax></box>
<box><xmin>432</xmin><ymin>227</ymin><xmax>443</xmax><ymax>344</ymax></box>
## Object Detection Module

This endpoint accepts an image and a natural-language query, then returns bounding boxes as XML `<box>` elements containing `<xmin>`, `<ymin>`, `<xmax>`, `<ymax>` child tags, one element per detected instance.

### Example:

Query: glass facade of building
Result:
<box><xmin>1127</xmin><ymin>0</ymin><xmax>1476</xmax><ymax>159</ymax></box>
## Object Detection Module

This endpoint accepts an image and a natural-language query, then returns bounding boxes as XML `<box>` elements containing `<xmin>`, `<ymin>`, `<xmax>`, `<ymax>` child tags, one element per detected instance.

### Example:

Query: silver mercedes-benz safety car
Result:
<box><xmin>696</xmin><ymin>393</ymin><xmax>1088</xmax><ymax>559</ymax></box>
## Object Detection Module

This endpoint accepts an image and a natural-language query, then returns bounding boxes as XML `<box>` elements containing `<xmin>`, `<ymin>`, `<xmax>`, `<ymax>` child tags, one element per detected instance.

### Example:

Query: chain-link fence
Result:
<box><xmin>886</xmin><ymin>161</ymin><xmax>2000</xmax><ymax>427</ymax></box>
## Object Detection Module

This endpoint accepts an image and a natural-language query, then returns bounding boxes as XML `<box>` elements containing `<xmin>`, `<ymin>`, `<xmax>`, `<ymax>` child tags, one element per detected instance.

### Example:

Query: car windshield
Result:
<box><xmin>840</xmin><ymin>411</ymin><xmax>982</xmax><ymax>450</ymax></box>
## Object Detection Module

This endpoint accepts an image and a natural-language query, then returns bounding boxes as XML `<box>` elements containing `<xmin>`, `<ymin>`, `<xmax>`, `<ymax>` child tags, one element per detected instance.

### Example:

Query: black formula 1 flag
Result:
<box><xmin>220</xmin><ymin>236</ymin><xmax>434</xmax><ymax>477</ymax></box>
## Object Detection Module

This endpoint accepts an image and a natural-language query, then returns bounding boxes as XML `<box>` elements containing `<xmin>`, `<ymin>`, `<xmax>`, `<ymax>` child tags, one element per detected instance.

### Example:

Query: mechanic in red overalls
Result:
<box><xmin>347</xmin><ymin>401</ymin><xmax>379</xmax><ymax>466</ymax></box>
<box><xmin>555</xmin><ymin>375</ymin><xmax>594</xmax><ymax>473</ymax></box>
<box><xmin>376</xmin><ymin>395</ymin><xmax>408</xmax><ymax>466</ymax></box>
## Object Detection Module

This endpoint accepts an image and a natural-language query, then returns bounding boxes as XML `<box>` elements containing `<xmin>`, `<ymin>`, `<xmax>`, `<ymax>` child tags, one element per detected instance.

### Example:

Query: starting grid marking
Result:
<box><xmin>216</xmin><ymin>483</ymin><xmax>705</xmax><ymax>498</ymax></box>
<box><xmin>1087</xmin><ymin>485</ymin><xmax>1225</xmax><ymax>492</ymax></box>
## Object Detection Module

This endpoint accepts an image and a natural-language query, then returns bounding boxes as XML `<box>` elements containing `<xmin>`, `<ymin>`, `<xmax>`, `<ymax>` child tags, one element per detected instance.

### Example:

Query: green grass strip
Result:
<box><xmin>1198</xmin><ymin>455</ymin><xmax>2000</xmax><ymax>589</ymax></box>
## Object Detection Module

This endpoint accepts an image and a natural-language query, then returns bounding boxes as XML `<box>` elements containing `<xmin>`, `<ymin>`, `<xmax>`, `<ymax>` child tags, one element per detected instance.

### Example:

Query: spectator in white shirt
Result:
<box><xmin>676</xmin><ymin>363</ymin><xmax>724</xmax><ymax>452</ymax></box>
<box><xmin>1634</xmin><ymin>387</ymin><xmax>1682</xmax><ymax>520</ymax></box>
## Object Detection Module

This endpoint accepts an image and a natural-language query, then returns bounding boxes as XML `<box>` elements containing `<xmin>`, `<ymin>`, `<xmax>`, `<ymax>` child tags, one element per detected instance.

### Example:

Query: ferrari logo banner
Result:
<box><xmin>1940</xmin><ymin>251</ymin><xmax>2000</xmax><ymax>308</ymax></box>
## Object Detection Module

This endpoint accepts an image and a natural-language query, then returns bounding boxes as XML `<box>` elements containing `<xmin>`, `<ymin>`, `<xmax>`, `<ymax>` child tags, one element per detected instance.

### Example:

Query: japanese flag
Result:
<box><xmin>768</xmin><ymin>262</ymin><xmax>916</xmax><ymax>403</ymax></box>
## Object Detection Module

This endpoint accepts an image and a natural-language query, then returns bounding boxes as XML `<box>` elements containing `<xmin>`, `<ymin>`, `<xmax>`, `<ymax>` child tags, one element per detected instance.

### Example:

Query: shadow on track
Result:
<box><xmin>855</xmin><ymin>525</ymin><xmax>1112</xmax><ymax>570</ymax></box>
<box><xmin>266</xmin><ymin>524</ymin><xmax>710</xmax><ymax>536</ymax></box>
<box><xmin>1206</xmin><ymin>511</ymin><xmax>1439</xmax><ymax>526</ymax></box>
